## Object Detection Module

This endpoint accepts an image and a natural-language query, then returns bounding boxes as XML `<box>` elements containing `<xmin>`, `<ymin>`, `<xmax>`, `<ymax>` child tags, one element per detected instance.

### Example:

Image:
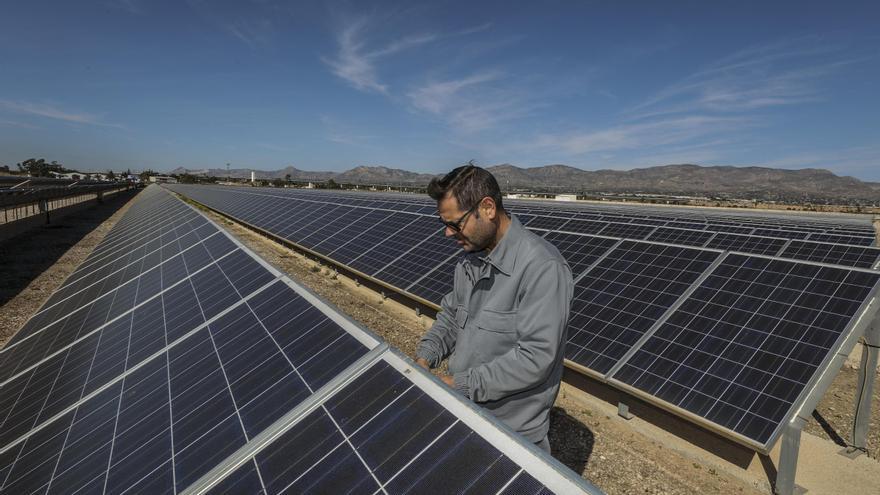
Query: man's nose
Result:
<box><xmin>444</xmin><ymin>226</ymin><xmax>456</xmax><ymax>237</ymax></box>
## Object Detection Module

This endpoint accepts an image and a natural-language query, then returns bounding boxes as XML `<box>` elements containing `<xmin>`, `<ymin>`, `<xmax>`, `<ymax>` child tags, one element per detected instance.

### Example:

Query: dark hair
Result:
<box><xmin>427</xmin><ymin>162</ymin><xmax>504</xmax><ymax>212</ymax></box>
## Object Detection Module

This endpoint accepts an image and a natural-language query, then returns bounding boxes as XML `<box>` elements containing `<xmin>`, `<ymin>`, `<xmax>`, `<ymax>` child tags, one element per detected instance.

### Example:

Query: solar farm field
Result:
<box><xmin>0</xmin><ymin>186</ymin><xmax>599</xmax><ymax>495</ymax></box>
<box><xmin>163</xmin><ymin>183</ymin><xmax>879</xmax><ymax>491</ymax></box>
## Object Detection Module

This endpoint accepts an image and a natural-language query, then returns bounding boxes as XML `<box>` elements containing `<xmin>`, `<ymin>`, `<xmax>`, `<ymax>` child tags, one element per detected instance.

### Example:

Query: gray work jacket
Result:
<box><xmin>416</xmin><ymin>215</ymin><xmax>574</xmax><ymax>442</ymax></box>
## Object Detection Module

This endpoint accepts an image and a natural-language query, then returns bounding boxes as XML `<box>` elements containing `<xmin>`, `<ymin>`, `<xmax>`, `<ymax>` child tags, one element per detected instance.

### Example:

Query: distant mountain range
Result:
<box><xmin>168</xmin><ymin>163</ymin><xmax>880</xmax><ymax>202</ymax></box>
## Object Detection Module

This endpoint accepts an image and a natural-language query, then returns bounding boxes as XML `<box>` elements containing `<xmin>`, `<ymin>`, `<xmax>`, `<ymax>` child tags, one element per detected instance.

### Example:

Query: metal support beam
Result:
<box><xmin>843</xmin><ymin>319</ymin><xmax>879</xmax><ymax>457</ymax></box>
<box><xmin>617</xmin><ymin>401</ymin><xmax>634</xmax><ymax>420</ymax></box>
<box><xmin>775</xmin><ymin>417</ymin><xmax>806</xmax><ymax>495</ymax></box>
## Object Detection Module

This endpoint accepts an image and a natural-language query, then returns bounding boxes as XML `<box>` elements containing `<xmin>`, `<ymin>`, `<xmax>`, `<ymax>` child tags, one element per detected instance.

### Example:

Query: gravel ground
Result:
<box><xmin>1</xmin><ymin>194</ymin><xmax>876</xmax><ymax>495</ymax></box>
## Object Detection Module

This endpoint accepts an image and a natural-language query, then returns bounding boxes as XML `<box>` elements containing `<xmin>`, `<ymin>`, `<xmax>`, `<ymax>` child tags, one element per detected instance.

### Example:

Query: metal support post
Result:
<box><xmin>843</xmin><ymin>319</ymin><xmax>879</xmax><ymax>457</ymax></box>
<box><xmin>775</xmin><ymin>417</ymin><xmax>806</xmax><ymax>495</ymax></box>
<box><xmin>617</xmin><ymin>401</ymin><xmax>634</xmax><ymax>420</ymax></box>
<box><xmin>39</xmin><ymin>199</ymin><xmax>49</xmax><ymax>224</ymax></box>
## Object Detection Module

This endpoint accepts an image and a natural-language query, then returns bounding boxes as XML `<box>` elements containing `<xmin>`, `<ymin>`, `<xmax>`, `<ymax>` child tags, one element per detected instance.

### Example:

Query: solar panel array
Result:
<box><xmin>0</xmin><ymin>186</ymin><xmax>599</xmax><ymax>495</ymax></box>
<box><xmin>165</xmin><ymin>184</ymin><xmax>880</xmax><ymax>452</ymax></box>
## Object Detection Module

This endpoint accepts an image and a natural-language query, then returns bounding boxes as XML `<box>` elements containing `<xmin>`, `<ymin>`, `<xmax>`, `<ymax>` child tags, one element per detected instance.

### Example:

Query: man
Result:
<box><xmin>416</xmin><ymin>164</ymin><xmax>574</xmax><ymax>454</ymax></box>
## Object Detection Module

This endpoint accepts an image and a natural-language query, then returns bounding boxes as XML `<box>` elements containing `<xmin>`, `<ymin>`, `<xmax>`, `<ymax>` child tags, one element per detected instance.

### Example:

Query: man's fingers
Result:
<box><xmin>415</xmin><ymin>358</ymin><xmax>430</xmax><ymax>369</ymax></box>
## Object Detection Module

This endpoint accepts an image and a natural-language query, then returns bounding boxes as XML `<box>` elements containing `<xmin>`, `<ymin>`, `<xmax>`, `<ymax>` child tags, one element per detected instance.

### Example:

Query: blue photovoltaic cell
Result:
<box><xmin>374</xmin><ymin>229</ymin><xmax>457</xmax><ymax>290</ymax></box>
<box><xmin>613</xmin><ymin>254</ymin><xmax>880</xmax><ymax>446</ymax></box>
<box><xmin>705</xmin><ymin>233</ymin><xmax>787</xmax><ymax>256</ymax></box>
<box><xmin>647</xmin><ymin>227</ymin><xmax>714</xmax><ymax>247</ymax></box>
<box><xmin>347</xmin><ymin>216</ymin><xmax>437</xmax><ymax>275</ymax></box>
<box><xmin>807</xmin><ymin>233</ymin><xmax>875</xmax><ymax>246</ymax></box>
<box><xmin>207</xmin><ymin>359</ymin><xmax>551</xmax><ymax>495</ymax></box>
<box><xmin>542</xmin><ymin>232</ymin><xmax>618</xmax><ymax>278</ymax></box>
<box><xmin>525</xmin><ymin>216</ymin><xmax>570</xmax><ymax>231</ymax></box>
<box><xmin>598</xmin><ymin>223</ymin><xmax>655</xmax><ymax>240</ymax></box>
<box><xmin>0</xmin><ymin>278</ymin><xmax>372</xmax><ymax>494</ymax></box>
<box><xmin>779</xmin><ymin>240</ymin><xmax>880</xmax><ymax>269</ymax></box>
<box><xmin>565</xmin><ymin>241</ymin><xmax>720</xmax><ymax>375</ymax></box>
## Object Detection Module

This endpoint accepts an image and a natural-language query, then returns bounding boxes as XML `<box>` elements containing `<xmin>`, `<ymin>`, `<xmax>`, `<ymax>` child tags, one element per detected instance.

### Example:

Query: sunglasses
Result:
<box><xmin>439</xmin><ymin>204</ymin><xmax>477</xmax><ymax>233</ymax></box>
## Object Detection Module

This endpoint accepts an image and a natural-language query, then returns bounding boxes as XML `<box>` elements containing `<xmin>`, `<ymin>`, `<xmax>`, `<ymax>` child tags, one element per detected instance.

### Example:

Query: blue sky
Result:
<box><xmin>1</xmin><ymin>1</ymin><xmax>879</xmax><ymax>180</ymax></box>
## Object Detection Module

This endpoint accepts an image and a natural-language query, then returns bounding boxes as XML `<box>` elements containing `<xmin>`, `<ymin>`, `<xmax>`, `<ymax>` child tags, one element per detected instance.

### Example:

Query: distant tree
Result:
<box><xmin>327</xmin><ymin>178</ymin><xmax>340</xmax><ymax>189</ymax></box>
<box><xmin>271</xmin><ymin>178</ymin><xmax>285</xmax><ymax>187</ymax></box>
<box><xmin>17</xmin><ymin>158</ymin><xmax>64</xmax><ymax>177</ymax></box>
<box><xmin>284</xmin><ymin>173</ymin><xmax>291</xmax><ymax>184</ymax></box>
<box><xmin>139</xmin><ymin>169</ymin><xmax>156</xmax><ymax>182</ymax></box>
<box><xmin>178</xmin><ymin>174</ymin><xmax>198</xmax><ymax>184</ymax></box>
<box><xmin>106</xmin><ymin>170</ymin><xmax>116</xmax><ymax>180</ymax></box>
<box><xmin>0</xmin><ymin>165</ymin><xmax>9</xmax><ymax>173</ymax></box>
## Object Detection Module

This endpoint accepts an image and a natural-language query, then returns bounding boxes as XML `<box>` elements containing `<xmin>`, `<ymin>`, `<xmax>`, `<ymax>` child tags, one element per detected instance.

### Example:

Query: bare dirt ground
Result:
<box><xmin>1</xmin><ymin>194</ymin><xmax>875</xmax><ymax>494</ymax></box>
<box><xmin>0</xmin><ymin>190</ymin><xmax>140</xmax><ymax>347</ymax></box>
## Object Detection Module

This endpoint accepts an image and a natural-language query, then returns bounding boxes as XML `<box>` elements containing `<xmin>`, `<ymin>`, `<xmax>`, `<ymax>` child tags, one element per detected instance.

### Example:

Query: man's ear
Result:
<box><xmin>480</xmin><ymin>197</ymin><xmax>497</xmax><ymax>221</ymax></box>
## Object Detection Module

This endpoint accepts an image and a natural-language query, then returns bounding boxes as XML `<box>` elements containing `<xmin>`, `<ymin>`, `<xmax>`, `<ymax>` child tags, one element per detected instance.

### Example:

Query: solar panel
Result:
<box><xmin>610</xmin><ymin>254</ymin><xmax>880</xmax><ymax>449</ymax></box>
<box><xmin>597</xmin><ymin>223</ymin><xmax>656</xmax><ymax>240</ymax></box>
<box><xmin>406</xmin><ymin>255</ymin><xmax>462</xmax><ymax>304</ymax></box>
<box><xmin>1</xmin><ymin>186</ymin><xmax>599</xmax><ymax>495</ymax></box>
<box><xmin>311</xmin><ymin>209</ymin><xmax>395</xmax><ymax>256</ymax></box>
<box><xmin>647</xmin><ymin>227</ymin><xmax>714</xmax><ymax>247</ymax></box>
<box><xmin>565</xmin><ymin>241</ymin><xmax>721</xmax><ymax>375</ymax></box>
<box><xmin>807</xmin><ymin>233</ymin><xmax>876</xmax><ymax>246</ymax></box>
<box><xmin>705</xmin><ymin>233</ymin><xmax>787</xmax><ymax>256</ymax></box>
<box><xmin>525</xmin><ymin>215</ymin><xmax>570</xmax><ymax>231</ymax></box>
<box><xmin>373</xmin><ymin>229</ymin><xmax>458</xmax><ymax>289</ymax></box>
<box><xmin>331</xmin><ymin>212</ymin><xmax>421</xmax><ymax>266</ymax></box>
<box><xmin>561</xmin><ymin>219</ymin><xmax>610</xmax><ymax>235</ymax></box>
<box><xmin>189</xmin><ymin>351</ymin><xmax>596</xmax><ymax>494</ymax></box>
<box><xmin>542</xmin><ymin>232</ymin><xmax>619</xmax><ymax>278</ymax></box>
<box><xmin>780</xmin><ymin>240</ymin><xmax>880</xmax><ymax>269</ymax></box>
<box><xmin>345</xmin><ymin>216</ymin><xmax>440</xmax><ymax>276</ymax></box>
<box><xmin>751</xmin><ymin>228</ymin><xmax>810</xmax><ymax>240</ymax></box>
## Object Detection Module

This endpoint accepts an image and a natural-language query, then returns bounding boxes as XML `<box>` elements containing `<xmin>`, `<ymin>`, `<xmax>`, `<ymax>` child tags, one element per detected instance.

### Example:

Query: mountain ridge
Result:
<box><xmin>168</xmin><ymin>163</ymin><xmax>880</xmax><ymax>201</ymax></box>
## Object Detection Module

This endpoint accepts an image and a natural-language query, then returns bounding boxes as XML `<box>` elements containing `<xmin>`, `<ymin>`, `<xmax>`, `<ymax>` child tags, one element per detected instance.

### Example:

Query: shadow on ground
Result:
<box><xmin>0</xmin><ymin>190</ymin><xmax>138</xmax><ymax>307</ymax></box>
<box><xmin>812</xmin><ymin>409</ymin><xmax>848</xmax><ymax>448</ymax></box>
<box><xmin>549</xmin><ymin>406</ymin><xmax>595</xmax><ymax>474</ymax></box>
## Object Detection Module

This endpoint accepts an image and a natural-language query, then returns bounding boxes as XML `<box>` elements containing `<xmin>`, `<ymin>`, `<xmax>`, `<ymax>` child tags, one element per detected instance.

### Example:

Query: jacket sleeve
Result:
<box><xmin>453</xmin><ymin>259</ymin><xmax>573</xmax><ymax>401</ymax></box>
<box><xmin>416</xmin><ymin>288</ymin><xmax>459</xmax><ymax>368</ymax></box>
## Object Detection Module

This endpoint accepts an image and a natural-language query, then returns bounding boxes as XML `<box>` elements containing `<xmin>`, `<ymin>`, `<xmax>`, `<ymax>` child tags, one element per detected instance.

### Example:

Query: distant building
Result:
<box><xmin>555</xmin><ymin>194</ymin><xmax>577</xmax><ymax>202</ymax></box>
<box><xmin>148</xmin><ymin>175</ymin><xmax>178</xmax><ymax>184</ymax></box>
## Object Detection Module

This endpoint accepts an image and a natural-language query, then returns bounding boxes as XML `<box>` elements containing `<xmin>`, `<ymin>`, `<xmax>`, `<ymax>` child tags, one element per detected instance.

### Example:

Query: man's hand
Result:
<box><xmin>440</xmin><ymin>375</ymin><xmax>455</xmax><ymax>387</ymax></box>
<box><xmin>415</xmin><ymin>358</ymin><xmax>430</xmax><ymax>370</ymax></box>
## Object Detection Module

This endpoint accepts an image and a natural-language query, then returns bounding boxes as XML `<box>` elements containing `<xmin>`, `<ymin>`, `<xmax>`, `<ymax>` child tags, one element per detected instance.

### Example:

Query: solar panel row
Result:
<box><xmin>0</xmin><ymin>186</ymin><xmax>598</xmax><ymax>494</ymax></box>
<box><xmin>164</xmin><ymin>185</ymin><xmax>880</xmax><ymax>452</ymax></box>
<box><xmin>219</xmin><ymin>186</ymin><xmax>875</xmax><ymax>243</ymax></box>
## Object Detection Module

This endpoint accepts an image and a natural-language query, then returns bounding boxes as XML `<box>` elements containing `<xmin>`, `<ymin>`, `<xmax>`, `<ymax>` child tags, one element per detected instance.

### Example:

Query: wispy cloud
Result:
<box><xmin>185</xmin><ymin>0</ymin><xmax>274</xmax><ymax>47</ymax></box>
<box><xmin>407</xmin><ymin>71</ymin><xmax>544</xmax><ymax>132</ymax></box>
<box><xmin>0</xmin><ymin>119</ymin><xmax>39</xmax><ymax>129</ymax></box>
<box><xmin>527</xmin><ymin>116</ymin><xmax>753</xmax><ymax>155</ymax></box>
<box><xmin>323</xmin><ymin>13</ymin><xmax>491</xmax><ymax>94</ymax></box>
<box><xmin>225</xmin><ymin>19</ymin><xmax>274</xmax><ymax>48</ymax></box>
<box><xmin>324</xmin><ymin>16</ymin><xmax>433</xmax><ymax>94</ymax></box>
<box><xmin>628</xmin><ymin>37</ymin><xmax>866</xmax><ymax>119</ymax></box>
<box><xmin>0</xmin><ymin>100</ymin><xmax>124</xmax><ymax>129</ymax></box>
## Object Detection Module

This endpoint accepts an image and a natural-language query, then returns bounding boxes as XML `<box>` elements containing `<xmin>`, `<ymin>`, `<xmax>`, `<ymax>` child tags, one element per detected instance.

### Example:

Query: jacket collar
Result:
<box><xmin>477</xmin><ymin>213</ymin><xmax>523</xmax><ymax>277</ymax></box>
